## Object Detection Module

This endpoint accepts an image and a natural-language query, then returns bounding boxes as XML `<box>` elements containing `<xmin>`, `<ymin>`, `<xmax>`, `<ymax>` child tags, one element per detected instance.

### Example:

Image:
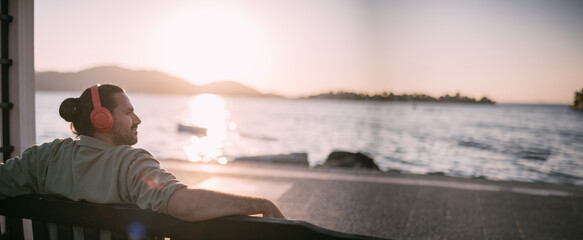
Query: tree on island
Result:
<box><xmin>305</xmin><ymin>91</ymin><xmax>496</xmax><ymax>104</ymax></box>
<box><xmin>571</xmin><ymin>88</ymin><xmax>583</xmax><ymax>110</ymax></box>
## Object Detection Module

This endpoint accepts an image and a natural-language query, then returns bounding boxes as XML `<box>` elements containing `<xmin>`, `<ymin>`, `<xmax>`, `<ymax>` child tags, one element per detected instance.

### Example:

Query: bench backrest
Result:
<box><xmin>0</xmin><ymin>194</ymin><xmax>385</xmax><ymax>240</ymax></box>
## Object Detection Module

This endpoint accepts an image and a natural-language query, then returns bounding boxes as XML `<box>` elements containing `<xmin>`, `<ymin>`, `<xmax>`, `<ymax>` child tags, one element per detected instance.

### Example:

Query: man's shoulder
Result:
<box><xmin>111</xmin><ymin>145</ymin><xmax>158</xmax><ymax>163</ymax></box>
<box><xmin>114</xmin><ymin>145</ymin><xmax>152</xmax><ymax>155</ymax></box>
<box><xmin>35</xmin><ymin>138</ymin><xmax>77</xmax><ymax>151</ymax></box>
<box><xmin>16</xmin><ymin>138</ymin><xmax>77</xmax><ymax>162</ymax></box>
<box><xmin>108</xmin><ymin>146</ymin><xmax>163</xmax><ymax>173</ymax></box>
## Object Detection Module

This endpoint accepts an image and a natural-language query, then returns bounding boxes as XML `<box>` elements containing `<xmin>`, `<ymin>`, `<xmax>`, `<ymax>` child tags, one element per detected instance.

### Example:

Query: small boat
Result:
<box><xmin>177</xmin><ymin>123</ymin><xmax>207</xmax><ymax>135</ymax></box>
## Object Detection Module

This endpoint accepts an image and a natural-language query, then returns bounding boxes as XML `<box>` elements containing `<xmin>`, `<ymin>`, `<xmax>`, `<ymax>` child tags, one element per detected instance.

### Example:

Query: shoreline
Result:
<box><xmin>161</xmin><ymin>158</ymin><xmax>583</xmax><ymax>197</ymax></box>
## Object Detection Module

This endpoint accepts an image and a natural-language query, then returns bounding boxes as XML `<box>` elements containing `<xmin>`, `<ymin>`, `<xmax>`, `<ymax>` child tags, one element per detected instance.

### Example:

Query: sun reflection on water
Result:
<box><xmin>183</xmin><ymin>94</ymin><xmax>230</xmax><ymax>164</ymax></box>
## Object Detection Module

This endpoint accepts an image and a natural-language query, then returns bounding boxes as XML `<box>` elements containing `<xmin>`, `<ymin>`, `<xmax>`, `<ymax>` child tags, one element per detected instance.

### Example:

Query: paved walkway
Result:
<box><xmin>161</xmin><ymin>159</ymin><xmax>583</xmax><ymax>240</ymax></box>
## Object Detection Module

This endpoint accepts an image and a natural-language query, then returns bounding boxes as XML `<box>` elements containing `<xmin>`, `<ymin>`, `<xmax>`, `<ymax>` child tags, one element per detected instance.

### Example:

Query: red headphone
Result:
<box><xmin>90</xmin><ymin>84</ymin><xmax>114</xmax><ymax>132</ymax></box>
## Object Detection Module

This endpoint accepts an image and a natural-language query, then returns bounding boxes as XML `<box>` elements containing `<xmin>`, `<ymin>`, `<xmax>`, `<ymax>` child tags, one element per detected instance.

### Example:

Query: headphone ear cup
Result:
<box><xmin>91</xmin><ymin>107</ymin><xmax>113</xmax><ymax>132</ymax></box>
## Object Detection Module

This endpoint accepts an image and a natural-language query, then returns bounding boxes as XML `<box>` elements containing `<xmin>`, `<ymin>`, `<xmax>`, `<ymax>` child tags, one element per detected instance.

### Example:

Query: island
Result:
<box><xmin>304</xmin><ymin>91</ymin><xmax>496</xmax><ymax>104</ymax></box>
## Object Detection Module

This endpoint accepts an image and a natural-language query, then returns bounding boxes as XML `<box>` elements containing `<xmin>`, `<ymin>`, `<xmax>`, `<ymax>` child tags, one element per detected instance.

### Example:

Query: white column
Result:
<box><xmin>8</xmin><ymin>0</ymin><xmax>35</xmax><ymax>156</ymax></box>
<box><xmin>1</xmin><ymin>0</ymin><xmax>35</xmax><ymax>239</ymax></box>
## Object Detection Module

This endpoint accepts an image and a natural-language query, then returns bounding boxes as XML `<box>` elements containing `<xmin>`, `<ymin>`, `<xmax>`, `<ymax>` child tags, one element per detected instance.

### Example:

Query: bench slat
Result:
<box><xmin>5</xmin><ymin>217</ymin><xmax>24</xmax><ymax>240</ymax></box>
<box><xmin>111</xmin><ymin>231</ymin><xmax>128</xmax><ymax>240</ymax></box>
<box><xmin>31</xmin><ymin>220</ymin><xmax>49</xmax><ymax>240</ymax></box>
<box><xmin>56</xmin><ymin>224</ymin><xmax>73</xmax><ymax>240</ymax></box>
<box><xmin>82</xmin><ymin>227</ymin><xmax>99</xmax><ymax>240</ymax></box>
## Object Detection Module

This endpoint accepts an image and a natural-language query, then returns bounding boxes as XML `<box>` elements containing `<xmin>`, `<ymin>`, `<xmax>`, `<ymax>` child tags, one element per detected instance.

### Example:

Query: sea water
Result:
<box><xmin>35</xmin><ymin>91</ymin><xmax>583</xmax><ymax>185</ymax></box>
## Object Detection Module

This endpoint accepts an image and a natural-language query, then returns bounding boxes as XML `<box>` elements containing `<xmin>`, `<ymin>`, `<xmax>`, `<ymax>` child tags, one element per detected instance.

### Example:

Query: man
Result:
<box><xmin>0</xmin><ymin>84</ymin><xmax>284</xmax><ymax>222</ymax></box>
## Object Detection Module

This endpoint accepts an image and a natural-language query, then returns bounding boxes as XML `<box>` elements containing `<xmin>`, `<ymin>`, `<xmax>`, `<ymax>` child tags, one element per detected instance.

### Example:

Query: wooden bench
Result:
<box><xmin>0</xmin><ymin>194</ymin><xmax>386</xmax><ymax>240</ymax></box>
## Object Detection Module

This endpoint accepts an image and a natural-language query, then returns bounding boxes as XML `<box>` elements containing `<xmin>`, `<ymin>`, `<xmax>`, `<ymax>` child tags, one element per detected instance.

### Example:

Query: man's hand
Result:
<box><xmin>261</xmin><ymin>198</ymin><xmax>285</xmax><ymax>218</ymax></box>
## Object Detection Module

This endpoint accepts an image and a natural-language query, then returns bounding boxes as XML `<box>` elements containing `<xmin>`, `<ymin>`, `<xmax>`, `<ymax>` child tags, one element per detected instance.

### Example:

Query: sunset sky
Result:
<box><xmin>35</xmin><ymin>0</ymin><xmax>583</xmax><ymax>104</ymax></box>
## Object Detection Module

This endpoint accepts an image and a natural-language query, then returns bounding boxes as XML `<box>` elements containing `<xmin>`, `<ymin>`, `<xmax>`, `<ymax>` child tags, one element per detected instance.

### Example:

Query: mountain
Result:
<box><xmin>36</xmin><ymin>66</ymin><xmax>196</xmax><ymax>94</ymax></box>
<box><xmin>196</xmin><ymin>80</ymin><xmax>261</xmax><ymax>96</ymax></box>
<box><xmin>35</xmin><ymin>66</ymin><xmax>273</xmax><ymax>97</ymax></box>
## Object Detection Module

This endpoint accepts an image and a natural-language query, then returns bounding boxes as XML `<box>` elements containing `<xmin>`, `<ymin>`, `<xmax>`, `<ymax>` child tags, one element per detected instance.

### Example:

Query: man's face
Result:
<box><xmin>109</xmin><ymin>92</ymin><xmax>141</xmax><ymax>146</ymax></box>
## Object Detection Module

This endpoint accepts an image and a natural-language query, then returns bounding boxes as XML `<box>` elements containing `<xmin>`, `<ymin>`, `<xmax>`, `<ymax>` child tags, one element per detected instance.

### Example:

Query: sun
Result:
<box><xmin>150</xmin><ymin>2</ymin><xmax>270</xmax><ymax>86</ymax></box>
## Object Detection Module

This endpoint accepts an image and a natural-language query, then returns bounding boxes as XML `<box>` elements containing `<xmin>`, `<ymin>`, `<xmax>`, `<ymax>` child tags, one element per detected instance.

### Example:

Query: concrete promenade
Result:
<box><xmin>161</xmin><ymin>159</ymin><xmax>583</xmax><ymax>240</ymax></box>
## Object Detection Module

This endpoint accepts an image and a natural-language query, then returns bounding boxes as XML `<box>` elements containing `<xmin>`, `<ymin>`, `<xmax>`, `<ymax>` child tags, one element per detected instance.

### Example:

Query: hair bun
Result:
<box><xmin>59</xmin><ymin>98</ymin><xmax>79</xmax><ymax>122</ymax></box>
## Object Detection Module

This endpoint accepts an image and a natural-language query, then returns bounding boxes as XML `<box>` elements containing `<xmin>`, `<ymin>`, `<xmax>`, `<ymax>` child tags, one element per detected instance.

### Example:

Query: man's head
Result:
<box><xmin>59</xmin><ymin>84</ymin><xmax>141</xmax><ymax>146</ymax></box>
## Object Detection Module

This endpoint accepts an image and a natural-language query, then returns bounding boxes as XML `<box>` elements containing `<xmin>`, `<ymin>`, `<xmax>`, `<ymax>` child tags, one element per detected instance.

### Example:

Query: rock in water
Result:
<box><xmin>235</xmin><ymin>153</ymin><xmax>309</xmax><ymax>166</ymax></box>
<box><xmin>323</xmin><ymin>151</ymin><xmax>379</xmax><ymax>170</ymax></box>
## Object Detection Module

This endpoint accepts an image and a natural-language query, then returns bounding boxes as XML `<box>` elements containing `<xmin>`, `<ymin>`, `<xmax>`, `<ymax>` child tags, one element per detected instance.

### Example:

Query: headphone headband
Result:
<box><xmin>90</xmin><ymin>84</ymin><xmax>114</xmax><ymax>132</ymax></box>
<box><xmin>91</xmin><ymin>85</ymin><xmax>102</xmax><ymax>109</ymax></box>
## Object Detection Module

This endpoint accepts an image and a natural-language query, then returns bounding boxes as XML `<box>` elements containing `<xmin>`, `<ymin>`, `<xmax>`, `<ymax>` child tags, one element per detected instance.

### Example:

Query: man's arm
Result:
<box><xmin>166</xmin><ymin>187</ymin><xmax>285</xmax><ymax>222</ymax></box>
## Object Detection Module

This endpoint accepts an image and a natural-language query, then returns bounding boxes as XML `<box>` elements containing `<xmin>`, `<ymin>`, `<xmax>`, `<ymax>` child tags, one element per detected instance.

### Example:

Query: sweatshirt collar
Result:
<box><xmin>77</xmin><ymin>135</ymin><xmax>116</xmax><ymax>150</ymax></box>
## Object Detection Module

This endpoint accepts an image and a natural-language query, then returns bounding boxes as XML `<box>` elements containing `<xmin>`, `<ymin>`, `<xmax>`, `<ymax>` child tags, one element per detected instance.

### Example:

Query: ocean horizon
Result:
<box><xmin>35</xmin><ymin>91</ymin><xmax>583</xmax><ymax>186</ymax></box>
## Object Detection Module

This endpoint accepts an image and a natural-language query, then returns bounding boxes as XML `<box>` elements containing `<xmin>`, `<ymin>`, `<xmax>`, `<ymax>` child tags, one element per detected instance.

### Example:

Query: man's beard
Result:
<box><xmin>111</xmin><ymin>123</ymin><xmax>138</xmax><ymax>146</ymax></box>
